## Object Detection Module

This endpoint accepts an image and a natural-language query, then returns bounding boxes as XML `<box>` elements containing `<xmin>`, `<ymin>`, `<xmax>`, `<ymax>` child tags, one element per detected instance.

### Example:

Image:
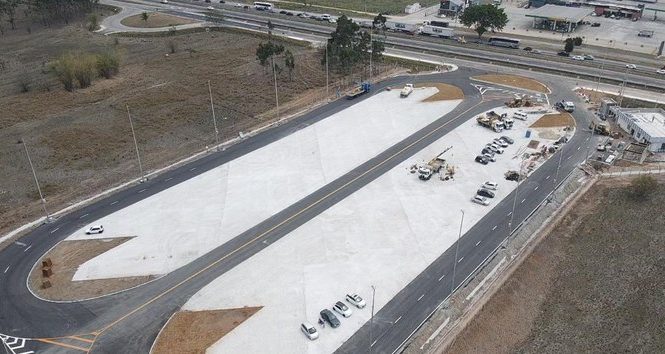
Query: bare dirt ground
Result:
<box><xmin>530</xmin><ymin>112</ymin><xmax>575</xmax><ymax>128</ymax></box>
<box><xmin>152</xmin><ymin>307</ymin><xmax>261</xmax><ymax>354</ymax></box>
<box><xmin>0</xmin><ymin>14</ymin><xmax>396</xmax><ymax>242</ymax></box>
<box><xmin>120</xmin><ymin>13</ymin><xmax>196</xmax><ymax>28</ymax></box>
<box><xmin>472</xmin><ymin>74</ymin><xmax>550</xmax><ymax>94</ymax></box>
<box><xmin>445</xmin><ymin>177</ymin><xmax>665</xmax><ymax>354</ymax></box>
<box><xmin>28</xmin><ymin>237</ymin><xmax>155</xmax><ymax>300</ymax></box>
<box><xmin>416</xmin><ymin>82</ymin><xmax>464</xmax><ymax>102</ymax></box>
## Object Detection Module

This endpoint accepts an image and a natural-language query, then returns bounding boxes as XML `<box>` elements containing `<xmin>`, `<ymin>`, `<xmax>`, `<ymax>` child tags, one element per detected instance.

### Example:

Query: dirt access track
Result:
<box><xmin>120</xmin><ymin>12</ymin><xmax>196</xmax><ymax>28</ymax></box>
<box><xmin>445</xmin><ymin>176</ymin><xmax>665</xmax><ymax>353</ymax></box>
<box><xmin>471</xmin><ymin>74</ymin><xmax>550</xmax><ymax>94</ymax></box>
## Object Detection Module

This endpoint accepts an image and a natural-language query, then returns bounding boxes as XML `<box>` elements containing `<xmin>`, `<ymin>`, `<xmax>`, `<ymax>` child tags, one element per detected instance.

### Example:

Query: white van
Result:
<box><xmin>513</xmin><ymin>111</ymin><xmax>528</xmax><ymax>120</ymax></box>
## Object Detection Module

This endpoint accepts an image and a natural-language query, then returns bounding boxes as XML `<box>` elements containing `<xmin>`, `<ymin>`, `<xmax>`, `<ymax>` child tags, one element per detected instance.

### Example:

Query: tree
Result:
<box><xmin>255</xmin><ymin>41</ymin><xmax>284</xmax><ymax>73</ymax></box>
<box><xmin>372</xmin><ymin>13</ymin><xmax>386</xmax><ymax>30</ymax></box>
<box><xmin>267</xmin><ymin>20</ymin><xmax>274</xmax><ymax>36</ymax></box>
<box><xmin>459</xmin><ymin>5</ymin><xmax>508</xmax><ymax>39</ymax></box>
<box><xmin>97</xmin><ymin>49</ymin><xmax>120</xmax><ymax>79</ymax></box>
<box><xmin>284</xmin><ymin>49</ymin><xmax>295</xmax><ymax>81</ymax></box>
<box><xmin>2</xmin><ymin>0</ymin><xmax>21</xmax><ymax>30</ymax></box>
<box><xmin>87</xmin><ymin>13</ymin><xmax>99</xmax><ymax>31</ymax></box>
<box><xmin>629</xmin><ymin>175</ymin><xmax>657</xmax><ymax>200</ymax></box>
<box><xmin>325</xmin><ymin>15</ymin><xmax>384</xmax><ymax>73</ymax></box>
<box><xmin>564</xmin><ymin>38</ymin><xmax>574</xmax><ymax>53</ymax></box>
<box><xmin>573</xmin><ymin>37</ymin><xmax>583</xmax><ymax>46</ymax></box>
<box><xmin>141</xmin><ymin>11</ymin><xmax>149</xmax><ymax>23</ymax></box>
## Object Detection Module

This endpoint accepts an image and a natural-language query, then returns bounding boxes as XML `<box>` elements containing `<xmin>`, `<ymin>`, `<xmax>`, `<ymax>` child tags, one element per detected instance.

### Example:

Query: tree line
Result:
<box><xmin>0</xmin><ymin>0</ymin><xmax>99</xmax><ymax>33</ymax></box>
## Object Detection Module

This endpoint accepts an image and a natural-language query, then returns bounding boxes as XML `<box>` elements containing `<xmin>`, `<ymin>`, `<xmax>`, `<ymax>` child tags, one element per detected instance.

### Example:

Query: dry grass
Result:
<box><xmin>530</xmin><ymin>113</ymin><xmax>575</xmax><ymax>128</ymax></box>
<box><xmin>153</xmin><ymin>307</ymin><xmax>261</xmax><ymax>354</ymax></box>
<box><xmin>120</xmin><ymin>13</ymin><xmax>196</xmax><ymax>28</ymax></box>
<box><xmin>416</xmin><ymin>82</ymin><xmax>464</xmax><ymax>102</ymax></box>
<box><xmin>472</xmin><ymin>74</ymin><xmax>550</xmax><ymax>94</ymax></box>
<box><xmin>447</xmin><ymin>179</ymin><xmax>665</xmax><ymax>353</ymax></box>
<box><xmin>29</xmin><ymin>237</ymin><xmax>154</xmax><ymax>300</ymax></box>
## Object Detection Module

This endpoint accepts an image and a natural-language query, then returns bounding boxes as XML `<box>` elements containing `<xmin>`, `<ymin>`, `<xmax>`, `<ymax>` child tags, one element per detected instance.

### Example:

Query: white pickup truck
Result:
<box><xmin>400</xmin><ymin>84</ymin><xmax>414</xmax><ymax>98</ymax></box>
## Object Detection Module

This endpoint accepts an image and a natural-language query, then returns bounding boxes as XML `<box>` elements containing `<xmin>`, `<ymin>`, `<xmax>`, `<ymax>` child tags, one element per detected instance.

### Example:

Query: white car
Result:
<box><xmin>482</xmin><ymin>153</ymin><xmax>496</xmax><ymax>162</ymax></box>
<box><xmin>300</xmin><ymin>322</ymin><xmax>319</xmax><ymax>340</ymax></box>
<box><xmin>483</xmin><ymin>181</ymin><xmax>498</xmax><ymax>190</ymax></box>
<box><xmin>486</xmin><ymin>144</ymin><xmax>504</xmax><ymax>154</ymax></box>
<box><xmin>571</xmin><ymin>55</ymin><xmax>585</xmax><ymax>61</ymax></box>
<box><xmin>657</xmin><ymin>69</ymin><xmax>665</xmax><ymax>75</ymax></box>
<box><xmin>206</xmin><ymin>6</ymin><xmax>214</xmax><ymax>10</ymax></box>
<box><xmin>471</xmin><ymin>195</ymin><xmax>490</xmax><ymax>206</ymax></box>
<box><xmin>625</xmin><ymin>64</ymin><xmax>637</xmax><ymax>69</ymax></box>
<box><xmin>493</xmin><ymin>139</ymin><xmax>509</xmax><ymax>148</ymax></box>
<box><xmin>85</xmin><ymin>225</ymin><xmax>104</xmax><ymax>234</ymax></box>
<box><xmin>345</xmin><ymin>293</ymin><xmax>366</xmax><ymax>309</ymax></box>
<box><xmin>333</xmin><ymin>301</ymin><xmax>353</xmax><ymax>318</ymax></box>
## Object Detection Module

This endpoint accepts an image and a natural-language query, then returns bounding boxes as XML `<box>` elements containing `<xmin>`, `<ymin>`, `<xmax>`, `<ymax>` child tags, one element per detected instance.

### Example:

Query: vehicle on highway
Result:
<box><xmin>477</xmin><ymin>188</ymin><xmax>495</xmax><ymax>198</ymax></box>
<box><xmin>657</xmin><ymin>69</ymin><xmax>665</xmax><ymax>75</ymax></box>
<box><xmin>483</xmin><ymin>181</ymin><xmax>498</xmax><ymax>190</ymax></box>
<box><xmin>523</xmin><ymin>46</ymin><xmax>532</xmax><ymax>51</ymax></box>
<box><xmin>500</xmin><ymin>136</ymin><xmax>514</xmax><ymax>144</ymax></box>
<box><xmin>86</xmin><ymin>225</ymin><xmax>104</xmax><ymax>234</ymax></box>
<box><xmin>472</xmin><ymin>195</ymin><xmax>490</xmax><ymax>206</ymax></box>
<box><xmin>346</xmin><ymin>293</ymin><xmax>366</xmax><ymax>308</ymax></box>
<box><xmin>320</xmin><ymin>309</ymin><xmax>340</xmax><ymax>328</ymax></box>
<box><xmin>493</xmin><ymin>138</ymin><xmax>509</xmax><ymax>147</ymax></box>
<box><xmin>488</xmin><ymin>36</ymin><xmax>520</xmax><ymax>49</ymax></box>
<box><xmin>253</xmin><ymin>1</ymin><xmax>273</xmax><ymax>11</ymax></box>
<box><xmin>583</xmin><ymin>54</ymin><xmax>594</xmax><ymax>60</ymax></box>
<box><xmin>297</xmin><ymin>12</ymin><xmax>311</xmax><ymax>18</ymax></box>
<box><xmin>300</xmin><ymin>322</ymin><xmax>319</xmax><ymax>340</ymax></box>
<box><xmin>482</xmin><ymin>153</ymin><xmax>496</xmax><ymax>162</ymax></box>
<box><xmin>333</xmin><ymin>301</ymin><xmax>353</xmax><ymax>318</ymax></box>
<box><xmin>557</xmin><ymin>51</ymin><xmax>570</xmax><ymax>57</ymax></box>
<box><xmin>206</xmin><ymin>6</ymin><xmax>214</xmax><ymax>10</ymax></box>
<box><xmin>625</xmin><ymin>64</ymin><xmax>637</xmax><ymax>69</ymax></box>
<box><xmin>279</xmin><ymin>10</ymin><xmax>287</xmax><ymax>14</ymax></box>
<box><xmin>555</xmin><ymin>100</ymin><xmax>575</xmax><ymax>113</ymax></box>
<box><xmin>318</xmin><ymin>14</ymin><xmax>333</xmax><ymax>22</ymax></box>
<box><xmin>161</xmin><ymin>0</ymin><xmax>168</xmax><ymax>3</ymax></box>
<box><xmin>571</xmin><ymin>55</ymin><xmax>585</xmax><ymax>61</ymax></box>
<box><xmin>475</xmin><ymin>155</ymin><xmax>489</xmax><ymax>164</ymax></box>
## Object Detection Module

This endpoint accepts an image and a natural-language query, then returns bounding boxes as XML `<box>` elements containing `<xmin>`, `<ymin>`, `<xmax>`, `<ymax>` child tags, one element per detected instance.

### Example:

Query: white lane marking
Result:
<box><xmin>586</xmin><ymin>137</ymin><xmax>590</xmax><ymax>141</ymax></box>
<box><xmin>491</xmin><ymin>225</ymin><xmax>497</xmax><ymax>231</ymax></box>
<box><xmin>438</xmin><ymin>274</ymin><xmax>445</xmax><ymax>281</ymax></box>
<box><xmin>417</xmin><ymin>294</ymin><xmax>425</xmax><ymax>301</ymax></box>
<box><xmin>521</xmin><ymin>198</ymin><xmax>526</xmax><ymax>204</ymax></box>
<box><xmin>14</xmin><ymin>241</ymin><xmax>26</xmax><ymax>247</ymax></box>
<box><xmin>138</xmin><ymin>189</ymin><xmax>147</xmax><ymax>194</ymax></box>
<box><xmin>50</xmin><ymin>227</ymin><xmax>60</xmax><ymax>234</ymax></box>
<box><xmin>371</xmin><ymin>339</ymin><xmax>377</xmax><ymax>347</ymax></box>
<box><xmin>534</xmin><ymin>186</ymin><xmax>539</xmax><ymax>191</ymax></box>
<box><xmin>165</xmin><ymin>177</ymin><xmax>173</xmax><ymax>182</ymax></box>
<box><xmin>458</xmin><ymin>256</ymin><xmax>464</xmax><ymax>263</ymax></box>
<box><xmin>476</xmin><ymin>241</ymin><xmax>482</xmax><ymax>246</ymax></box>
<box><xmin>190</xmin><ymin>167</ymin><xmax>197</xmax><ymax>171</ymax></box>
<box><xmin>4</xmin><ymin>266</ymin><xmax>10</xmax><ymax>273</ymax></box>
<box><xmin>79</xmin><ymin>213</ymin><xmax>88</xmax><ymax>219</ymax></box>
<box><xmin>23</xmin><ymin>245</ymin><xmax>32</xmax><ymax>253</ymax></box>
<box><xmin>577</xmin><ymin>146</ymin><xmax>581</xmax><ymax>150</ymax></box>
<box><xmin>507</xmin><ymin>212</ymin><xmax>512</xmax><ymax>216</ymax></box>
<box><xmin>546</xmin><ymin>175</ymin><xmax>551</xmax><ymax>180</ymax></box>
<box><xmin>110</xmin><ymin>201</ymin><xmax>118</xmax><ymax>205</ymax></box>
<box><xmin>567</xmin><ymin>156</ymin><xmax>572</xmax><ymax>160</ymax></box>
<box><xmin>395</xmin><ymin>316</ymin><xmax>402</xmax><ymax>324</ymax></box>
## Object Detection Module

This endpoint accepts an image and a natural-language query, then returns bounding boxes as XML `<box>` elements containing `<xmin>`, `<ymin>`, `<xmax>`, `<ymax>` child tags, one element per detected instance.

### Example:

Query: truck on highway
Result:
<box><xmin>400</xmin><ymin>84</ymin><xmax>414</xmax><ymax>98</ymax></box>
<box><xmin>419</xmin><ymin>21</ymin><xmax>454</xmax><ymax>38</ymax></box>
<box><xmin>385</xmin><ymin>21</ymin><xmax>418</xmax><ymax>34</ymax></box>
<box><xmin>346</xmin><ymin>82</ymin><xmax>371</xmax><ymax>100</ymax></box>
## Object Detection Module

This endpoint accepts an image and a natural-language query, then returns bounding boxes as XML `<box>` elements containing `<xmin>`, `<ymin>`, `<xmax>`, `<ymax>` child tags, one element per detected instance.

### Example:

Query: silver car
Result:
<box><xmin>300</xmin><ymin>322</ymin><xmax>319</xmax><ymax>340</ymax></box>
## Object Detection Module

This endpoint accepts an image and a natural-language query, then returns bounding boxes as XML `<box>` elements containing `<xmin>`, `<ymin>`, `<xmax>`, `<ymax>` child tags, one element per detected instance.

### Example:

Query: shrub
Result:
<box><xmin>629</xmin><ymin>175</ymin><xmax>658</xmax><ymax>200</ymax></box>
<box><xmin>73</xmin><ymin>53</ymin><xmax>98</xmax><ymax>88</ymax></box>
<box><xmin>50</xmin><ymin>53</ymin><xmax>77</xmax><ymax>91</ymax></box>
<box><xmin>97</xmin><ymin>50</ymin><xmax>120</xmax><ymax>79</ymax></box>
<box><xmin>88</xmin><ymin>14</ymin><xmax>99</xmax><ymax>31</ymax></box>
<box><xmin>573</xmin><ymin>37</ymin><xmax>583</xmax><ymax>46</ymax></box>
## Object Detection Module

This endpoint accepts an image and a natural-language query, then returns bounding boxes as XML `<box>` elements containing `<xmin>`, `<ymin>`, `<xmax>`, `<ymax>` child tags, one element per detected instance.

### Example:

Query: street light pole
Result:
<box><xmin>369</xmin><ymin>285</ymin><xmax>376</xmax><ymax>353</ymax></box>
<box><xmin>553</xmin><ymin>144</ymin><xmax>564</xmax><ymax>187</ymax></box>
<box><xmin>618</xmin><ymin>67</ymin><xmax>629</xmax><ymax>106</ymax></box>
<box><xmin>20</xmin><ymin>140</ymin><xmax>51</xmax><ymax>222</ymax></box>
<box><xmin>272</xmin><ymin>56</ymin><xmax>280</xmax><ymax>120</ymax></box>
<box><xmin>369</xmin><ymin>30</ymin><xmax>373</xmax><ymax>82</ymax></box>
<box><xmin>508</xmin><ymin>159</ymin><xmax>527</xmax><ymax>231</ymax></box>
<box><xmin>208</xmin><ymin>80</ymin><xmax>220</xmax><ymax>149</ymax></box>
<box><xmin>451</xmin><ymin>209</ymin><xmax>464</xmax><ymax>295</ymax></box>
<box><xmin>126</xmin><ymin>105</ymin><xmax>145</xmax><ymax>182</ymax></box>
<box><xmin>325</xmin><ymin>42</ymin><xmax>329</xmax><ymax>100</ymax></box>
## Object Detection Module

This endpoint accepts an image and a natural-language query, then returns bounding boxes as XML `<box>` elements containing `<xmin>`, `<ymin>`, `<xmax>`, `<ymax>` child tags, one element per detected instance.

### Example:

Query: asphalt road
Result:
<box><xmin>0</xmin><ymin>69</ymin><xmax>550</xmax><ymax>353</ymax></box>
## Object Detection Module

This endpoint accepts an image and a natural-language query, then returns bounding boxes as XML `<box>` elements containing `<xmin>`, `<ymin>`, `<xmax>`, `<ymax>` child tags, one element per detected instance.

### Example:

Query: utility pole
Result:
<box><xmin>509</xmin><ymin>159</ymin><xmax>526</xmax><ymax>231</ymax></box>
<box><xmin>594</xmin><ymin>60</ymin><xmax>605</xmax><ymax>94</ymax></box>
<box><xmin>126</xmin><ymin>105</ymin><xmax>146</xmax><ymax>182</ymax></box>
<box><xmin>369</xmin><ymin>30</ymin><xmax>373</xmax><ymax>82</ymax></box>
<box><xmin>325</xmin><ymin>42</ymin><xmax>329</xmax><ymax>99</ymax></box>
<box><xmin>369</xmin><ymin>285</ymin><xmax>376</xmax><ymax>353</ymax></box>
<box><xmin>451</xmin><ymin>209</ymin><xmax>464</xmax><ymax>295</ymax></box>
<box><xmin>554</xmin><ymin>144</ymin><xmax>564</xmax><ymax>187</ymax></box>
<box><xmin>208</xmin><ymin>80</ymin><xmax>220</xmax><ymax>149</ymax></box>
<box><xmin>19</xmin><ymin>140</ymin><xmax>51</xmax><ymax>222</ymax></box>
<box><xmin>618</xmin><ymin>66</ymin><xmax>629</xmax><ymax>106</ymax></box>
<box><xmin>272</xmin><ymin>56</ymin><xmax>280</xmax><ymax>120</ymax></box>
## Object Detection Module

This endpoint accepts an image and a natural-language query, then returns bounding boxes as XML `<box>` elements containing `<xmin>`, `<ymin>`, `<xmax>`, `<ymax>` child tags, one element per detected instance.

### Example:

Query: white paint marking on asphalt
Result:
<box><xmin>577</xmin><ymin>146</ymin><xmax>581</xmax><ymax>150</ymax></box>
<box><xmin>438</xmin><ymin>274</ymin><xmax>445</xmax><ymax>281</ymax></box>
<box><xmin>507</xmin><ymin>212</ymin><xmax>512</xmax><ymax>216</ymax></box>
<box><xmin>534</xmin><ymin>186</ymin><xmax>539</xmax><ymax>191</ymax></box>
<box><xmin>138</xmin><ymin>189</ymin><xmax>147</xmax><ymax>194</ymax></box>
<box><xmin>457</xmin><ymin>256</ymin><xmax>464</xmax><ymax>263</ymax></box>
<box><xmin>110</xmin><ymin>201</ymin><xmax>118</xmax><ymax>205</ymax></box>
<box><xmin>521</xmin><ymin>198</ymin><xmax>526</xmax><ymax>204</ymax></box>
<box><xmin>395</xmin><ymin>316</ymin><xmax>402</xmax><ymax>324</ymax></box>
<box><xmin>14</xmin><ymin>241</ymin><xmax>26</xmax><ymax>247</ymax></box>
<box><xmin>4</xmin><ymin>266</ymin><xmax>10</xmax><ymax>273</ymax></box>
<box><xmin>567</xmin><ymin>156</ymin><xmax>572</xmax><ymax>160</ymax></box>
<box><xmin>546</xmin><ymin>175</ymin><xmax>551</xmax><ymax>180</ymax></box>
<box><xmin>420</xmin><ymin>317</ymin><xmax>450</xmax><ymax>349</ymax></box>
<box><xmin>476</xmin><ymin>241</ymin><xmax>482</xmax><ymax>246</ymax></box>
<box><xmin>491</xmin><ymin>225</ymin><xmax>497</xmax><ymax>231</ymax></box>
<box><xmin>23</xmin><ymin>245</ymin><xmax>32</xmax><ymax>253</ymax></box>
<box><xmin>50</xmin><ymin>227</ymin><xmax>60</xmax><ymax>234</ymax></box>
<box><xmin>79</xmin><ymin>213</ymin><xmax>88</xmax><ymax>219</ymax></box>
<box><xmin>417</xmin><ymin>294</ymin><xmax>425</xmax><ymax>302</ymax></box>
<box><xmin>190</xmin><ymin>167</ymin><xmax>197</xmax><ymax>171</ymax></box>
<box><xmin>165</xmin><ymin>177</ymin><xmax>173</xmax><ymax>182</ymax></box>
<box><xmin>586</xmin><ymin>137</ymin><xmax>590</xmax><ymax>141</ymax></box>
<box><xmin>371</xmin><ymin>339</ymin><xmax>378</xmax><ymax>347</ymax></box>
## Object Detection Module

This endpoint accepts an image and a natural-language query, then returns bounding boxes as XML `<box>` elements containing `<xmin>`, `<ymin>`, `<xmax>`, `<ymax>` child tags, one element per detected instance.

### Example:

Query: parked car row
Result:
<box><xmin>472</xmin><ymin>181</ymin><xmax>499</xmax><ymax>206</ymax></box>
<box><xmin>301</xmin><ymin>293</ymin><xmax>366</xmax><ymax>340</ymax></box>
<box><xmin>475</xmin><ymin>136</ymin><xmax>513</xmax><ymax>165</ymax></box>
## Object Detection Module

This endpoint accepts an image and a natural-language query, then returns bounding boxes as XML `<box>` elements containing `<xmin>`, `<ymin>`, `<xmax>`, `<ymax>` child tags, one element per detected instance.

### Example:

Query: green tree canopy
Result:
<box><xmin>325</xmin><ymin>15</ymin><xmax>384</xmax><ymax>73</ymax></box>
<box><xmin>459</xmin><ymin>5</ymin><xmax>508</xmax><ymax>39</ymax></box>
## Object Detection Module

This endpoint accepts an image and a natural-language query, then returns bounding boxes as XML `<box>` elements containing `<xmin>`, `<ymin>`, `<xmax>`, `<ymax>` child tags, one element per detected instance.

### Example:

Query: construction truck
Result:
<box><xmin>346</xmin><ymin>82</ymin><xmax>371</xmax><ymax>100</ymax></box>
<box><xmin>505</xmin><ymin>97</ymin><xmax>533</xmax><ymax>108</ymax></box>
<box><xmin>400</xmin><ymin>84</ymin><xmax>414</xmax><ymax>98</ymax></box>
<box><xmin>418</xmin><ymin>147</ymin><xmax>452</xmax><ymax>180</ymax></box>
<box><xmin>589</xmin><ymin>121</ymin><xmax>611</xmax><ymax>136</ymax></box>
<box><xmin>478</xmin><ymin>111</ymin><xmax>511</xmax><ymax>132</ymax></box>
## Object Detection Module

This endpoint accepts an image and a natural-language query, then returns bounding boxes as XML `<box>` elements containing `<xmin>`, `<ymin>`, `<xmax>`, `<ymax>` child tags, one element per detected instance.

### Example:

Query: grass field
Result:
<box><xmin>447</xmin><ymin>176</ymin><xmax>665</xmax><ymax>353</ymax></box>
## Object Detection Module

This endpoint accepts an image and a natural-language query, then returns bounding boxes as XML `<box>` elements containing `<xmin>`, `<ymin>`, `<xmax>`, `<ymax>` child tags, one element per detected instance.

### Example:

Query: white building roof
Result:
<box><xmin>622</xmin><ymin>109</ymin><xmax>665</xmax><ymax>140</ymax></box>
<box><xmin>525</xmin><ymin>5</ymin><xmax>591</xmax><ymax>22</ymax></box>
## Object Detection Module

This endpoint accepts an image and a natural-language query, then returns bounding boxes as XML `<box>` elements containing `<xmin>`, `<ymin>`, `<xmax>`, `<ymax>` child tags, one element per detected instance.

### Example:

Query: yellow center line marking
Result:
<box><xmin>37</xmin><ymin>338</ymin><xmax>90</xmax><ymax>352</ymax></box>
<box><xmin>95</xmin><ymin>99</ymin><xmax>485</xmax><ymax>339</ymax></box>
<box><xmin>68</xmin><ymin>335</ymin><xmax>95</xmax><ymax>343</ymax></box>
